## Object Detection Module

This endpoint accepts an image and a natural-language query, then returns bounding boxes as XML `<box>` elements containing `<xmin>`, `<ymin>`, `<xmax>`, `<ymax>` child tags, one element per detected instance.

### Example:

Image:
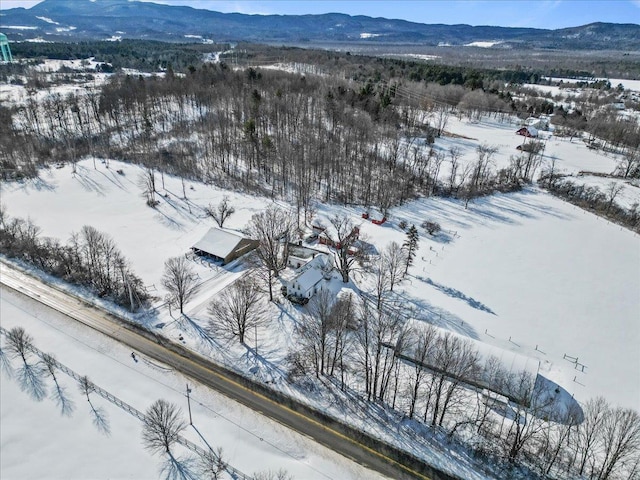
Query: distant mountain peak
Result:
<box><xmin>2</xmin><ymin>0</ymin><xmax>638</xmax><ymax>50</ymax></box>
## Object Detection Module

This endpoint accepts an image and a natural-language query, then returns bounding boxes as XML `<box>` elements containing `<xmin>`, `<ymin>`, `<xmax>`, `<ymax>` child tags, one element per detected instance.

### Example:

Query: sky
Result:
<box><xmin>1</xmin><ymin>0</ymin><xmax>639</xmax><ymax>29</ymax></box>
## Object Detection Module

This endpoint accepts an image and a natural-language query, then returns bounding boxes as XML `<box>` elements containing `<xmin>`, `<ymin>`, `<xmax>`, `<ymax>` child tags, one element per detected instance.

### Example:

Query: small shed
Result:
<box><xmin>192</xmin><ymin>227</ymin><xmax>258</xmax><ymax>265</ymax></box>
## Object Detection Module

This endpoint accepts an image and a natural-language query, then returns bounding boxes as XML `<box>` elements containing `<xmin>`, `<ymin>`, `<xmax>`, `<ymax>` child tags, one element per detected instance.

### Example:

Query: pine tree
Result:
<box><xmin>403</xmin><ymin>224</ymin><xmax>419</xmax><ymax>276</ymax></box>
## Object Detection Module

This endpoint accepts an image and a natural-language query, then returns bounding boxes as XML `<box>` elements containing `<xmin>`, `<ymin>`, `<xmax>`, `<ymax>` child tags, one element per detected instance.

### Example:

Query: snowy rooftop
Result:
<box><xmin>192</xmin><ymin>227</ymin><xmax>246</xmax><ymax>259</ymax></box>
<box><xmin>294</xmin><ymin>267</ymin><xmax>325</xmax><ymax>292</ymax></box>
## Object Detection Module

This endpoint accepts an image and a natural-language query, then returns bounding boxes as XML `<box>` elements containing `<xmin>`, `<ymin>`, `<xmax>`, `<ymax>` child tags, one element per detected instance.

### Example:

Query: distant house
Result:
<box><xmin>192</xmin><ymin>227</ymin><xmax>258</xmax><ymax>265</ymax></box>
<box><xmin>524</xmin><ymin>116</ymin><xmax>549</xmax><ymax>130</ymax></box>
<box><xmin>516</xmin><ymin>126</ymin><xmax>538</xmax><ymax>138</ymax></box>
<box><xmin>283</xmin><ymin>254</ymin><xmax>332</xmax><ymax>300</ymax></box>
<box><xmin>612</xmin><ymin>101</ymin><xmax>625</xmax><ymax>110</ymax></box>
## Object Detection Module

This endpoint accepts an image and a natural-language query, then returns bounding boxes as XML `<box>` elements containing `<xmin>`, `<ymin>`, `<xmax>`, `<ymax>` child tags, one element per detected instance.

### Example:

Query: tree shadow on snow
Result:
<box><xmin>417</xmin><ymin>276</ymin><xmax>496</xmax><ymax>315</ymax></box>
<box><xmin>177</xmin><ymin>314</ymin><xmax>221</xmax><ymax>351</ymax></box>
<box><xmin>390</xmin><ymin>290</ymin><xmax>480</xmax><ymax>340</ymax></box>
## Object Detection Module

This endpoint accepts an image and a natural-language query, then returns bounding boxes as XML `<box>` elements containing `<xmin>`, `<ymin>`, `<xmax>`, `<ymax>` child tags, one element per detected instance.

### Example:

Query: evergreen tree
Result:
<box><xmin>403</xmin><ymin>224</ymin><xmax>419</xmax><ymax>276</ymax></box>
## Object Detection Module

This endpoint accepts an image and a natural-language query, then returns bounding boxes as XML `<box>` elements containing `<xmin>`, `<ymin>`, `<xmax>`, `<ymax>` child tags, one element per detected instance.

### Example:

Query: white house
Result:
<box><xmin>283</xmin><ymin>254</ymin><xmax>332</xmax><ymax>300</ymax></box>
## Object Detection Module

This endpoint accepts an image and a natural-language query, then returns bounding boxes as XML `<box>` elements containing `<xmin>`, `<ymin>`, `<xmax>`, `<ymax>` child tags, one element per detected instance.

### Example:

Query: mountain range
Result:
<box><xmin>1</xmin><ymin>0</ymin><xmax>639</xmax><ymax>50</ymax></box>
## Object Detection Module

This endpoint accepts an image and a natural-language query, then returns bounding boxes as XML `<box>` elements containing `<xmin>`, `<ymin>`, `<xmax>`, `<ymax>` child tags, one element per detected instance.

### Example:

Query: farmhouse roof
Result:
<box><xmin>192</xmin><ymin>227</ymin><xmax>246</xmax><ymax>259</ymax></box>
<box><xmin>295</xmin><ymin>267</ymin><xmax>325</xmax><ymax>292</ymax></box>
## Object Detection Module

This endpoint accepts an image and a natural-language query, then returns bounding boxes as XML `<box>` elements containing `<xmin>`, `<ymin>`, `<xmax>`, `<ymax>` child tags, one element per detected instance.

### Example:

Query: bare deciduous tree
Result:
<box><xmin>406</xmin><ymin>324</ymin><xmax>437</xmax><ymax>419</ymax></box>
<box><xmin>597</xmin><ymin>407</ymin><xmax>640</xmax><ymax>480</ymax></box>
<box><xmin>162</xmin><ymin>256</ymin><xmax>200</xmax><ymax>314</ymax></box>
<box><xmin>208</xmin><ymin>278</ymin><xmax>264</xmax><ymax>344</ymax></box>
<box><xmin>383</xmin><ymin>241</ymin><xmax>406</xmax><ymax>292</ymax></box>
<box><xmin>6</xmin><ymin>326</ymin><xmax>47</xmax><ymax>401</ymax></box>
<box><xmin>142</xmin><ymin>399</ymin><xmax>187</xmax><ymax>456</ymax></box>
<box><xmin>326</xmin><ymin>214</ymin><xmax>360</xmax><ymax>283</ymax></box>
<box><xmin>252</xmin><ymin>469</ymin><xmax>293</xmax><ymax>480</ymax></box>
<box><xmin>248</xmin><ymin>206</ymin><xmax>294</xmax><ymax>301</ymax></box>
<box><xmin>426</xmin><ymin>332</ymin><xmax>480</xmax><ymax>428</ymax></box>
<box><xmin>604</xmin><ymin>182</ymin><xmax>625</xmax><ymax>213</ymax></box>
<box><xmin>293</xmin><ymin>289</ymin><xmax>352</xmax><ymax>379</ymax></box>
<box><xmin>198</xmin><ymin>447</ymin><xmax>226</xmax><ymax>480</ymax></box>
<box><xmin>574</xmin><ymin>396</ymin><xmax>609</xmax><ymax>477</ymax></box>
<box><xmin>140</xmin><ymin>168</ymin><xmax>158</xmax><ymax>207</ymax></box>
<box><xmin>205</xmin><ymin>196</ymin><xmax>236</xmax><ymax>228</ymax></box>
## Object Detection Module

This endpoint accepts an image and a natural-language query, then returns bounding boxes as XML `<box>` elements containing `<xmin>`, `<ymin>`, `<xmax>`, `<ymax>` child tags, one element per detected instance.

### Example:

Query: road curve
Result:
<box><xmin>0</xmin><ymin>262</ymin><xmax>453</xmax><ymax>480</ymax></box>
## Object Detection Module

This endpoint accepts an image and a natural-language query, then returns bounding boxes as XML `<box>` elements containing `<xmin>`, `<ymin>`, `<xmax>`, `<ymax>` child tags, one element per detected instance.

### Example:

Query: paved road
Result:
<box><xmin>0</xmin><ymin>262</ymin><xmax>434</xmax><ymax>480</ymax></box>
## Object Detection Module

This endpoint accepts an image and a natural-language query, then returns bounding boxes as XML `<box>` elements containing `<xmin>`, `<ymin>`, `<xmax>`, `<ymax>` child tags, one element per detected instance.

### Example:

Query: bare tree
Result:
<box><xmin>616</xmin><ymin>148</ymin><xmax>640</xmax><ymax>178</ymax></box>
<box><xmin>573</xmin><ymin>396</ymin><xmax>609</xmax><ymax>477</ymax></box>
<box><xmin>501</xmin><ymin>370</ymin><xmax>552</xmax><ymax>463</ymax></box>
<box><xmin>372</xmin><ymin>260</ymin><xmax>390</xmax><ymax>311</ymax></box>
<box><xmin>604</xmin><ymin>182</ymin><xmax>625</xmax><ymax>213</ymax></box>
<box><xmin>142</xmin><ymin>399</ymin><xmax>187</xmax><ymax>456</ymax></box>
<box><xmin>78</xmin><ymin>375</ymin><xmax>110</xmax><ymax>435</ymax></box>
<box><xmin>6</xmin><ymin>326</ymin><xmax>47</xmax><ymax>401</ymax></box>
<box><xmin>162</xmin><ymin>256</ymin><xmax>200</xmax><ymax>314</ymax></box>
<box><xmin>252</xmin><ymin>470</ymin><xmax>293</xmax><ymax>480</ymax></box>
<box><xmin>326</xmin><ymin>214</ymin><xmax>360</xmax><ymax>283</ymax></box>
<box><xmin>198</xmin><ymin>447</ymin><xmax>226</xmax><ymax>480</ymax></box>
<box><xmin>143</xmin><ymin>399</ymin><xmax>197</xmax><ymax>480</ymax></box>
<box><xmin>422</xmin><ymin>220</ymin><xmax>441</xmax><ymax>236</ymax></box>
<box><xmin>426</xmin><ymin>332</ymin><xmax>480</xmax><ymax>428</ymax></box>
<box><xmin>205</xmin><ymin>196</ymin><xmax>236</xmax><ymax>228</ymax></box>
<box><xmin>539</xmin><ymin>403</ymin><xmax>582</xmax><ymax>477</ymax></box>
<box><xmin>140</xmin><ymin>168</ymin><xmax>158</xmax><ymax>207</ymax></box>
<box><xmin>294</xmin><ymin>289</ymin><xmax>334</xmax><ymax>377</ymax></box>
<box><xmin>208</xmin><ymin>278</ymin><xmax>264</xmax><ymax>344</ymax></box>
<box><xmin>355</xmin><ymin>303</ymin><xmax>405</xmax><ymax>402</ymax></box>
<box><xmin>383</xmin><ymin>241</ymin><xmax>406</xmax><ymax>292</ymax></box>
<box><xmin>405</xmin><ymin>324</ymin><xmax>437</xmax><ymax>419</ymax></box>
<box><xmin>248</xmin><ymin>206</ymin><xmax>294</xmax><ymax>301</ymax></box>
<box><xmin>596</xmin><ymin>407</ymin><xmax>640</xmax><ymax>480</ymax></box>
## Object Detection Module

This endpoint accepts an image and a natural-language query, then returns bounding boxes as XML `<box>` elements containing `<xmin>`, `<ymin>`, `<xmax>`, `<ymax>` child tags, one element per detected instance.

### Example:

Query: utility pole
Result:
<box><xmin>185</xmin><ymin>383</ymin><xmax>193</xmax><ymax>425</ymax></box>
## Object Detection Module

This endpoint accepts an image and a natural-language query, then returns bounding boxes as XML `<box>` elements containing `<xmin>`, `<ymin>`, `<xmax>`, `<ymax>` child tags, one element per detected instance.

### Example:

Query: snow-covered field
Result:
<box><xmin>1</xmin><ymin>155</ymin><xmax>638</xmax><ymax>413</ymax></box>
<box><xmin>0</xmin><ymin>286</ymin><xmax>386</xmax><ymax>480</ymax></box>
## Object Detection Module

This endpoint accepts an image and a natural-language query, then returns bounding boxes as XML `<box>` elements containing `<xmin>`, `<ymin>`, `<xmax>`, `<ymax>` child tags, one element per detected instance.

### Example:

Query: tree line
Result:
<box><xmin>0</xmin><ymin>207</ymin><xmax>148</xmax><ymax>311</ymax></box>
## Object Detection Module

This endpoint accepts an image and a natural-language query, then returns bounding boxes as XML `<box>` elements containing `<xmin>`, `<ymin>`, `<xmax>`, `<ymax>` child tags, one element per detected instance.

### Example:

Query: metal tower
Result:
<box><xmin>0</xmin><ymin>33</ymin><xmax>13</xmax><ymax>63</ymax></box>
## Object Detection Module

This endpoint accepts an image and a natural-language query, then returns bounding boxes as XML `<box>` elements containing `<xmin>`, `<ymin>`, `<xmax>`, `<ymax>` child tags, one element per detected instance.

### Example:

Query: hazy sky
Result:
<box><xmin>2</xmin><ymin>0</ymin><xmax>639</xmax><ymax>29</ymax></box>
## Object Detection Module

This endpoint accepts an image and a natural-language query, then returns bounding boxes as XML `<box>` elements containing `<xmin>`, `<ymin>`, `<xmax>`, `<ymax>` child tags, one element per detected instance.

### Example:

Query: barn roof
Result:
<box><xmin>192</xmin><ymin>227</ymin><xmax>245</xmax><ymax>259</ymax></box>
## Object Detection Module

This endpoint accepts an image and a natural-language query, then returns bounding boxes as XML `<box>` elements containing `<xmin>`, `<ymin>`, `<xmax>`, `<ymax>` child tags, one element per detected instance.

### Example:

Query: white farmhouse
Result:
<box><xmin>283</xmin><ymin>254</ymin><xmax>332</xmax><ymax>300</ymax></box>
